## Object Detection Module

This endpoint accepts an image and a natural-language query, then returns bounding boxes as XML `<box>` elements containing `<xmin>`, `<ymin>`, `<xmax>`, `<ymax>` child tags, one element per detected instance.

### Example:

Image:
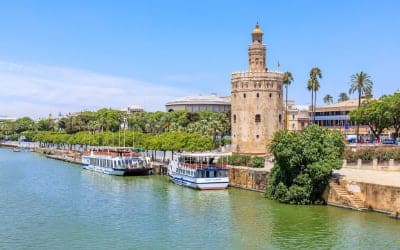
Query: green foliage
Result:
<box><xmin>250</xmin><ymin>156</ymin><xmax>265</xmax><ymax>168</ymax></box>
<box><xmin>226</xmin><ymin>154</ymin><xmax>264</xmax><ymax>168</ymax></box>
<box><xmin>350</xmin><ymin>98</ymin><xmax>392</xmax><ymax>139</ymax></box>
<box><xmin>22</xmin><ymin>130</ymin><xmax>213</xmax><ymax>152</ymax></box>
<box><xmin>14</xmin><ymin>117</ymin><xmax>35</xmax><ymax>133</ymax></box>
<box><xmin>338</xmin><ymin>92</ymin><xmax>349</xmax><ymax>102</ymax></box>
<box><xmin>227</xmin><ymin>154</ymin><xmax>251</xmax><ymax>166</ymax></box>
<box><xmin>344</xmin><ymin>147</ymin><xmax>400</xmax><ymax>162</ymax></box>
<box><xmin>0</xmin><ymin>109</ymin><xmax>231</xmax><ymax>151</ymax></box>
<box><xmin>266</xmin><ymin>125</ymin><xmax>345</xmax><ymax>205</ymax></box>
<box><xmin>36</xmin><ymin>118</ymin><xmax>56</xmax><ymax>131</ymax></box>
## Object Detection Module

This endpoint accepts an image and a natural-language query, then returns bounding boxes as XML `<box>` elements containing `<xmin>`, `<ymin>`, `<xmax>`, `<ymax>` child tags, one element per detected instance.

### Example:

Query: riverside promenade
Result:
<box><xmin>335</xmin><ymin>168</ymin><xmax>400</xmax><ymax>188</ymax></box>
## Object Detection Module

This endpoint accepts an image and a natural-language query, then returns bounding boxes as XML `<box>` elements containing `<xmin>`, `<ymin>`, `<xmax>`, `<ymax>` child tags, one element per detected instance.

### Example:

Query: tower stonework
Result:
<box><xmin>231</xmin><ymin>23</ymin><xmax>284</xmax><ymax>155</ymax></box>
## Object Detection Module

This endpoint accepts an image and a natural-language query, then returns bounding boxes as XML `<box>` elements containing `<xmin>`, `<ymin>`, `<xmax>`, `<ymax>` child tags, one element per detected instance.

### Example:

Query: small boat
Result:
<box><xmin>13</xmin><ymin>148</ymin><xmax>21</xmax><ymax>152</ymax></box>
<box><xmin>168</xmin><ymin>152</ymin><xmax>230</xmax><ymax>190</ymax></box>
<box><xmin>81</xmin><ymin>148</ymin><xmax>152</xmax><ymax>176</ymax></box>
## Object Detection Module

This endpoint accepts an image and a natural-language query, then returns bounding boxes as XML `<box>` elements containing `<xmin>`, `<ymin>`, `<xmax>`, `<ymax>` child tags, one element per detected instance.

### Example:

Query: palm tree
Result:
<box><xmin>323</xmin><ymin>94</ymin><xmax>333</xmax><ymax>105</ymax></box>
<box><xmin>308</xmin><ymin>67</ymin><xmax>322</xmax><ymax>123</ymax></box>
<box><xmin>338</xmin><ymin>92</ymin><xmax>349</xmax><ymax>102</ymax></box>
<box><xmin>283</xmin><ymin>71</ymin><xmax>294</xmax><ymax>130</ymax></box>
<box><xmin>349</xmin><ymin>71</ymin><xmax>373</xmax><ymax>141</ymax></box>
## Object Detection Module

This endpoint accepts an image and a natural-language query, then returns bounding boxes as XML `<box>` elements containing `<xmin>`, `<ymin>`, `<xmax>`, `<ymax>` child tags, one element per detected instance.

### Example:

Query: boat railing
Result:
<box><xmin>178</xmin><ymin>162</ymin><xmax>227</xmax><ymax>169</ymax></box>
<box><xmin>83</xmin><ymin>150</ymin><xmax>141</xmax><ymax>158</ymax></box>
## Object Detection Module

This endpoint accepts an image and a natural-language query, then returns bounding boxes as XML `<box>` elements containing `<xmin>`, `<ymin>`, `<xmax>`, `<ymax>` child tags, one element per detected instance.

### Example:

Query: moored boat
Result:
<box><xmin>81</xmin><ymin>148</ymin><xmax>152</xmax><ymax>176</ymax></box>
<box><xmin>168</xmin><ymin>152</ymin><xmax>230</xmax><ymax>190</ymax></box>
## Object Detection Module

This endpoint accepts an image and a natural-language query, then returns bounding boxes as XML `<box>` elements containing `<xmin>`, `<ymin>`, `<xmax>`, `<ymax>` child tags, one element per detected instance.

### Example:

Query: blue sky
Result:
<box><xmin>1</xmin><ymin>0</ymin><xmax>399</xmax><ymax>118</ymax></box>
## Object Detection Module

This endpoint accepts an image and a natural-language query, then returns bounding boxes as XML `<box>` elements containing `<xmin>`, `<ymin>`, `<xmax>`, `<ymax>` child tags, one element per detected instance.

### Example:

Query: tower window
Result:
<box><xmin>256</xmin><ymin>93</ymin><xmax>259</xmax><ymax>98</ymax></box>
<box><xmin>255</xmin><ymin>114</ymin><xmax>261</xmax><ymax>123</ymax></box>
<box><xmin>269</xmin><ymin>93</ymin><xmax>272</xmax><ymax>98</ymax></box>
<box><xmin>244</xmin><ymin>93</ymin><xmax>246</xmax><ymax>98</ymax></box>
<box><xmin>279</xmin><ymin>114</ymin><xmax>282</xmax><ymax>124</ymax></box>
<box><xmin>256</xmin><ymin>135</ymin><xmax>259</xmax><ymax>139</ymax></box>
<box><xmin>233</xmin><ymin>114</ymin><xmax>236</xmax><ymax>123</ymax></box>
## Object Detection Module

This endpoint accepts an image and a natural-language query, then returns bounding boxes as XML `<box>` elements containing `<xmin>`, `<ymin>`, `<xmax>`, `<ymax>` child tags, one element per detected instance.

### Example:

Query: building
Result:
<box><xmin>123</xmin><ymin>105</ymin><xmax>144</xmax><ymax>114</ymax></box>
<box><xmin>313</xmin><ymin>99</ymin><xmax>373</xmax><ymax>139</ymax></box>
<box><xmin>286</xmin><ymin>100</ymin><xmax>310</xmax><ymax>132</ymax></box>
<box><xmin>0</xmin><ymin>116</ymin><xmax>16</xmax><ymax>122</ymax></box>
<box><xmin>231</xmin><ymin>23</ymin><xmax>284</xmax><ymax>155</ymax></box>
<box><xmin>165</xmin><ymin>94</ymin><xmax>230</xmax><ymax>112</ymax></box>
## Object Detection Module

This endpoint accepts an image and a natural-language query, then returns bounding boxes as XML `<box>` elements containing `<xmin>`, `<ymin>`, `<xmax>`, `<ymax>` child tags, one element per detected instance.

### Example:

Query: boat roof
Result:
<box><xmin>178</xmin><ymin>152</ymin><xmax>231</xmax><ymax>157</ymax></box>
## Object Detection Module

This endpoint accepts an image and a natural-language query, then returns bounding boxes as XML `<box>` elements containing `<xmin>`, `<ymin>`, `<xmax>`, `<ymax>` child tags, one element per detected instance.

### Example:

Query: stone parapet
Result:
<box><xmin>343</xmin><ymin>159</ymin><xmax>400</xmax><ymax>171</ymax></box>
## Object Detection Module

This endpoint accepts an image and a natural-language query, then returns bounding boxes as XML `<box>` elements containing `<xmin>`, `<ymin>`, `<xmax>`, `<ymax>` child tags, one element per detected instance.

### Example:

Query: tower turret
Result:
<box><xmin>248</xmin><ymin>22</ymin><xmax>266</xmax><ymax>72</ymax></box>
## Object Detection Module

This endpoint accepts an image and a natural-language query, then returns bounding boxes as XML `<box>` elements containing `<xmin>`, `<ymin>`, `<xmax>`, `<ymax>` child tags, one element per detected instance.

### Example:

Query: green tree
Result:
<box><xmin>36</xmin><ymin>118</ymin><xmax>56</xmax><ymax>131</ymax></box>
<box><xmin>350</xmin><ymin>99</ymin><xmax>391</xmax><ymax>140</ymax></box>
<box><xmin>338</xmin><ymin>92</ymin><xmax>349</xmax><ymax>102</ymax></box>
<box><xmin>15</xmin><ymin>117</ymin><xmax>35</xmax><ymax>133</ymax></box>
<box><xmin>349</xmin><ymin>71</ymin><xmax>373</xmax><ymax>140</ymax></box>
<box><xmin>383</xmin><ymin>93</ymin><xmax>400</xmax><ymax>139</ymax></box>
<box><xmin>266</xmin><ymin>125</ymin><xmax>344</xmax><ymax>204</ymax></box>
<box><xmin>307</xmin><ymin>67</ymin><xmax>322</xmax><ymax>123</ymax></box>
<box><xmin>323</xmin><ymin>94</ymin><xmax>333</xmax><ymax>105</ymax></box>
<box><xmin>283</xmin><ymin>71</ymin><xmax>294</xmax><ymax>130</ymax></box>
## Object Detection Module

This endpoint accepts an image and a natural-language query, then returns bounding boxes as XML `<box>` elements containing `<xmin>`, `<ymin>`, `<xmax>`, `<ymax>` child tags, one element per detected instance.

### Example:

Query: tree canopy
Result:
<box><xmin>266</xmin><ymin>125</ymin><xmax>345</xmax><ymax>205</ymax></box>
<box><xmin>350</xmin><ymin>93</ymin><xmax>400</xmax><ymax>139</ymax></box>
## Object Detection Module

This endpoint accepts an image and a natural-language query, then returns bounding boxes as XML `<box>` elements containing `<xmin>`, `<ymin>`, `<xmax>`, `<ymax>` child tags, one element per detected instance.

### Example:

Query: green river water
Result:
<box><xmin>0</xmin><ymin>147</ymin><xmax>399</xmax><ymax>249</ymax></box>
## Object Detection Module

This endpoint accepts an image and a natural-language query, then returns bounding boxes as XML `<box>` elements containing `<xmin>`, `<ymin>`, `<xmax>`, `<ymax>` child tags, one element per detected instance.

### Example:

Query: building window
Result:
<box><xmin>279</xmin><ymin>114</ymin><xmax>282</xmax><ymax>124</ymax></box>
<box><xmin>269</xmin><ymin>93</ymin><xmax>272</xmax><ymax>98</ymax></box>
<box><xmin>233</xmin><ymin>115</ymin><xmax>236</xmax><ymax>123</ymax></box>
<box><xmin>256</xmin><ymin>135</ymin><xmax>259</xmax><ymax>139</ymax></box>
<box><xmin>256</xmin><ymin>93</ymin><xmax>259</xmax><ymax>98</ymax></box>
<box><xmin>255</xmin><ymin>114</ymin><xmax>261</xmax><ymax>123</ymax></box>
<box><xmin>292</xmin><ymin>114</ymin><xmax>295</xmax><ymax>120</ymax></box>
<box><xmin>244</xmin><ymin>93</ymin><xmax>246</xmax><ymax>98</ymax></box>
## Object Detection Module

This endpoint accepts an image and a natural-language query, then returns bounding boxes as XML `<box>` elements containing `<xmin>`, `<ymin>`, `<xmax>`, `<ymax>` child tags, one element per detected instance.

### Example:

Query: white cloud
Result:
<box><xmin>0</xmin><ymin>61</ymin><xmax>196</xmax><ymax>118</ymax></box>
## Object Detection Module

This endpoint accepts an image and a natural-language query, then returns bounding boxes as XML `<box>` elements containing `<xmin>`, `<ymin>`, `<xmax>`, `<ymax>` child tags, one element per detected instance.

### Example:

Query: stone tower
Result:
<box><xmin>231</xmin><ymin>23</ymin><xmax>284</xmax><ymax>155</ymax></box>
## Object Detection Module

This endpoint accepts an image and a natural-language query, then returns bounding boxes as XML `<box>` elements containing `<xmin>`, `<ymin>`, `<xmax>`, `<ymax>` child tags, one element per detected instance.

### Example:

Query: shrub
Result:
<box><xmin>227</xmin><ymin>154</ymin><xmax>265</xmax><ymax>168</ymax></box>
<box><xmin>344</xmin><ymin>147</ymin><xmax>400</xmax><ymax>162</ymax></box>
<box><xmin>250</xmin><ymin>156</ymin><xmax>265</xmax><ymax>168</ymax></box>
<box><xmin>266</xmin><ymin>125</ymin><xmax>345</xmax><ymax>205</ymax></box>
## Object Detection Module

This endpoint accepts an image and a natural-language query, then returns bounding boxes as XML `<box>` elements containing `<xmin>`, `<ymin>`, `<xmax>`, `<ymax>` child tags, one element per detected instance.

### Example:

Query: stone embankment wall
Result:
<box><xmin>324</xmin><ymin>179</ymin><xmax>400</xmax><ymax>215</ymax></box>
<box><xmin>227</xmin><ymin>166</ymin><xmax>269</xmax><ymax>192</ymax></box>
<box><xmin>343</xmin><ymin>159</ymin><xmax>400</xmax><ymax>171</ymax></box>
<box><xmin>35</xmin><ymin>148</ymin><xmax>82</xmax><ymax>164</ymax></box>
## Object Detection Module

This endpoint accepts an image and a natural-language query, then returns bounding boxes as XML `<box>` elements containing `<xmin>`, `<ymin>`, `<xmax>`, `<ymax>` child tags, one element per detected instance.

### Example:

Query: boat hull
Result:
<box><xmin>170</xmin><ymin>174</ymin><xmax>229</xmax><ymax>190</ymax></box>
<box><xmin>82</xmin><ymin>164</ymin><xmax>152</xmax><ymax>176</ymax></box>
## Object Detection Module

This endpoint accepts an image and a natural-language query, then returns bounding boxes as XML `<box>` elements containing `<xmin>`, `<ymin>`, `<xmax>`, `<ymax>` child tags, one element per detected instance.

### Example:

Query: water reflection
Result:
<box><xmin>1</xmin><ymin>147</ymin><xmax>400</xmax><ymax>249</ymax></box>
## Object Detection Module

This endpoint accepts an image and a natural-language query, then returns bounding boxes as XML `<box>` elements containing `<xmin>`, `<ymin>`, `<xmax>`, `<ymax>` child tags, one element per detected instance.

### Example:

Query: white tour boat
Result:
<box><xmin>81</xmin><ymin>149</ymin><xmax>152</xmax><ymax>176</ymax></box>
<box><xmin>168</xmin><ymin>152</ymin><xmax>230</xmax><ymax>190</ymax></box>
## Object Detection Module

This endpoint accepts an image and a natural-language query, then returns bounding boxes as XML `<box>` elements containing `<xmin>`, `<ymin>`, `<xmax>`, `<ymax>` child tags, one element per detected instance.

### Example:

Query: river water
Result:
<box><xmin>0</xmin><ymin>147</ymin><xmax>399</xmax><ymax>249</ymax></box>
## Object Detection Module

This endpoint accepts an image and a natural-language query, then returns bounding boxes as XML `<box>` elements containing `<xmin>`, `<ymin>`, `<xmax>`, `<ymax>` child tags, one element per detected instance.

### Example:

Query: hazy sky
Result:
<box><xmin>1</xmin><ymin>0</ymin><xmax>399</xmax><ymax>118</ymax></box>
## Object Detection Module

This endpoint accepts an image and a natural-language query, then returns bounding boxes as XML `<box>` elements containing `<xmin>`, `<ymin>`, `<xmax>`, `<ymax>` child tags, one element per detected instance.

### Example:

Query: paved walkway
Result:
<box><xmin>335</xmin><ymin>168</ymin><xmax>400</xmax><ymax>187</ymax></box>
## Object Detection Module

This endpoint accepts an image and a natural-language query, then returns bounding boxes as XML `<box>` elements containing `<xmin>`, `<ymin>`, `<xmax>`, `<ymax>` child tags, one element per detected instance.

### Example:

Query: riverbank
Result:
<box><xmin>2</xmin><ymin>146</ymin><xmax>398</xmax><ymax>249</ymax></box>
<box><xmin>2</xmin><ymin>141</ymin><xmax>400</xmax><ymax>217</ymax></box>
<box><xmin>324</xmin><ymin>168</ymin><xmax>400</xmax><ymax>218</ymax></box>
